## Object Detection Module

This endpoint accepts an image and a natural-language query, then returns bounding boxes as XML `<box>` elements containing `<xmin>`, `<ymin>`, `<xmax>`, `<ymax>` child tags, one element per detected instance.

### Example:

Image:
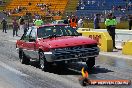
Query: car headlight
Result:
<box><xmin>44</xmin><ymin>52</ymin><xmax>53</xmax><ymax>54</ymax></box>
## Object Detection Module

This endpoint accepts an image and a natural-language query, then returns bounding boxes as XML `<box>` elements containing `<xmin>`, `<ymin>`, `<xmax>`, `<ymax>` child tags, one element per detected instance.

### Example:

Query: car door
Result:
<box><xmin>26</xmin><ymin>27</ymin><xmax>38</xmax><ymax>59</ymax></box>
<box><xmin>22</xmin><ymin>28</ymin><xmax>32</xmax><ymax>57</ymax></box>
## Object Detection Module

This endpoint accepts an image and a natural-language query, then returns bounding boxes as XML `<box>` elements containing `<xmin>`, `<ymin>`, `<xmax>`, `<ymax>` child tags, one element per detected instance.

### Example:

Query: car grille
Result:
<box><xmin>55</xmin><ymin>44</ymin><xmax>97</xmax><ymax>51</ymax></box>
<box><xmin>53</xmin><ymin>44</ymin><xmax>99</xmax><ymax>60</ymax></box>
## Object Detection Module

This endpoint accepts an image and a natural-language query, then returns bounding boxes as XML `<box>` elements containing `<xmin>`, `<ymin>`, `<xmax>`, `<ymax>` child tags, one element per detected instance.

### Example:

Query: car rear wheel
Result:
<box><xmin>19</xmin><ymin>50</ymin><xmax>30</xmax><ymax>65</ymax></box>
<box><xmin>39</xmin><ymin>52</ymin><xmax>49</xmax><ymax>71</ymax></box>
<box><xmin>86</xmin><ymin>57</ymin><xmax>95</xmax><ymax>70</ymax></box>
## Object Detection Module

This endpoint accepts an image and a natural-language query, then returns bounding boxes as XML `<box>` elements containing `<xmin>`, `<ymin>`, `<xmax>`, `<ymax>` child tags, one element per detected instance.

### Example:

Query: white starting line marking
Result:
<box><xmin>0</xmin><ymin>61</ymin><xmax>28</xmax><ymax>77</ymax></box>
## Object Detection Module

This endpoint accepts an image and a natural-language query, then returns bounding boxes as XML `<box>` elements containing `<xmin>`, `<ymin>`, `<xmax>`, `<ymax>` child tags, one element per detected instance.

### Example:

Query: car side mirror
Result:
<box><xmin>29</xmin><ymin>38</ymin><xmax>36</xmax><ymax>42</ymax></box>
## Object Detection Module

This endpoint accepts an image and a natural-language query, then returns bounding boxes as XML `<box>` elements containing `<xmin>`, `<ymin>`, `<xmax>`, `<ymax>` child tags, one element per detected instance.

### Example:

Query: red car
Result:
<box><xmin>16</xmin><ymin>24</ymin><xmax>99</xmax><ymax>70</ymax></box>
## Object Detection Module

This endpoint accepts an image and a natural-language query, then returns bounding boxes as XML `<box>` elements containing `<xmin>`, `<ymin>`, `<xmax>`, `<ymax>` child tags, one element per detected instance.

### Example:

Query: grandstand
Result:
<box><xmin>76</xmin><ymin>0</ymin><xmax>132</xmax><ymax>19</ymax></box>
<box><xmin>3</xmin><ymin>0</ymin><xmax>132</xmax><ymax>20</ymax></box>
<box><xmin>5</xmin><ymin>0</ymin><xmax>68</xmax><ymax>20</ymax></box>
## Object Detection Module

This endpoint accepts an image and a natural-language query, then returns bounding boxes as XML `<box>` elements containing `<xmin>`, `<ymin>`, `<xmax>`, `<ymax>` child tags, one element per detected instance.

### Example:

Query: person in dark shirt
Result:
<box><xmin>1</xmin><ymin>18</ymin><xmax>7</xmax><ymax>33</ymax></box>
<box><xmin>63</xmin><ymin>16</ymin><xmax>69</xmax><ymax>24</ymax></box>
<box><xmin>28</xmin><ymin>2</ymin><xmax>31</xmax><ymax>6</ymax></box>
<box><xmin>12</xmin><ymin>19</ymin><xmax>19</xmax><ymax>37</ymax></box>
<box><xmin>94</xmin><ymin>14</ymin><xmax>100</xmax><ymax>29</ymax></box>
<box><xmin>128</xmin><ymin>14</ymin><xmax>132</xmax><ymax>30</ymax></box>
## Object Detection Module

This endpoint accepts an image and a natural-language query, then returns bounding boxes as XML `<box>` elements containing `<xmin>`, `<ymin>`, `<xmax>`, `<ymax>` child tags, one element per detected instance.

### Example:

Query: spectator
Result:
<box><xmin>77</xmin><ymin>17</ymin><xmax>83</xmax><ymax>28</ymax></box>
<box><xmin>128</xmin><ymin>14</ymin><xmax>132</xmax><ymax>30</ymax></box>
<box><xmin>12</xmin><ymin>19</ymin><xmax>19</xmax><ymax>37</ymax></box>
<box><xmin>1</xmin><ymin>18</ymin><xmax>7</xmax><ymax>33</ymax></box>
<box><xmin>36</xmin><ymin>3</ymin><xmax>39</xmax><ymax>7</ymax></box>
<box><xmin>28</xmin><ymin>2</ymin><xmax>31</xmax><ymax>6</ymax></box>
<box><xmin>41</xmin><ymin>7</ymin><xmax>45</xmax><ymax>11</ymax></box>
<box><xmin>64</xmin><ymin>16</ymin><xmax>69</xmax><ymax>24</ymax></box>
<box><xmin>94</xmin><ymin>14</ymin><xmax>100</xmax><ymax>29</ymax></box>
<box><xmin>34</xmin><ymin>18</ymin><xmax>44</xmax><ymax>26</ymax></box>
<box><xmin>69</xmin><ymin>15</ymin><xmax>78</xmax><ymax>28</ymax></box>
<box><xmin>0</xmin><ymin>1</ymin><xmax>2</xmax><ymax>5</ymax></box>
<box><xmin>35</xmin><ymin>14</ymin><xmax>40</xmax><ymax>19</ymax></box>
<box><xmin>105</xmin><ymin>13</ymin><xmax>117</xmax><ymax>49</ymax></box>
<box><xmin>19</xmin><ymin>17</ymin><xmax>25</xmax><ymax>32</ymax></box>
<box><xmin>57</xmin><ymin>10</ymin><xmax>61</xmax><ymax>16</ymax></box>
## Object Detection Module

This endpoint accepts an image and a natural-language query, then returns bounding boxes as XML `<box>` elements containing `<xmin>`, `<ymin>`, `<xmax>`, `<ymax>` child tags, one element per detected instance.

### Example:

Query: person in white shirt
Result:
<box><xmin>78</xmin><ymin>18</ymin><xmax>83</xmax><ymax>28</ymax></box>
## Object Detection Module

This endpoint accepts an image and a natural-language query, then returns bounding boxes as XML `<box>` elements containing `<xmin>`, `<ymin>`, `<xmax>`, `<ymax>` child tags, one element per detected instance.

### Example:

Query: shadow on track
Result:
<box><xmin>90</xmin><ymin>66</ymin><xmax>114</xmax><ymax>74</ymax></box>
<box><xmin>28</xmin><ymin>61</ymin><xmax>114</xmax><ymax>76</ymax></box>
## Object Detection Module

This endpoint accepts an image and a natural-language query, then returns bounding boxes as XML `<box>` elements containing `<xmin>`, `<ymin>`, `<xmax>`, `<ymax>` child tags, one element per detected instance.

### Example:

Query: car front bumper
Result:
<box><xmin>44</xmin><ymin>47</ymin><xmax>99</xmax><ymax>62</ymax></box>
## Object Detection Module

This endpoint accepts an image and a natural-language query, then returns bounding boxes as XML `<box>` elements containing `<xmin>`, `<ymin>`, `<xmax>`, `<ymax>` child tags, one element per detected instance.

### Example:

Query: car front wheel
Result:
<box><xmin>19</xmin><ymin>50</ymin><xmax>30</xmax><ymax>65</ymax></box>
<box><xmin>39</xmin><ymin>52</ymin><xmax>49</xmax><ymax>71</ymax></box>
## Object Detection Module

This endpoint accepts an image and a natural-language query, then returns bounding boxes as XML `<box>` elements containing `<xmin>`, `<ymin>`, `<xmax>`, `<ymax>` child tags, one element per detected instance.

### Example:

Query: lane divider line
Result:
<box><xmin>0</xmin><ymin>61</ymin><xmax>28</xmax><ymax>77</ymax></box>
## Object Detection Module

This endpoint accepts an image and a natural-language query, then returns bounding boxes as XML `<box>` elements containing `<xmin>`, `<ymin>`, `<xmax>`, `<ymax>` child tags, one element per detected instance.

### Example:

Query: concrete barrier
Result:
<box><xmin>92</xmin><ymin>29</ymin><xmax>132</xmax><ymax>48</ymax></box>
<box><xmin>122</xmin><ymin>40</ymin><xmax>132</xmax><ymax>55</ymax></box>
<box><xmin>78</xmin><ymin>29</ymin><xmax>132</xmax><ymax>48</ymax></box>
<box><xmin>77</xmin><ymin>29</ymin><xmax>113</xmax><ymax>52</ymax></box>
<box><xmin>78</xmin><ymin>28</ymin><xmax>132</xmax><ymax>53</ymax></box>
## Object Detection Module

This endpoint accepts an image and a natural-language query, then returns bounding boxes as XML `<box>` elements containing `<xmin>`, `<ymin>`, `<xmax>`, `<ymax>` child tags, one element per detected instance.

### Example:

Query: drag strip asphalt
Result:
<box><xmin>0</xmin><ymin>30</ymin><xmax>132</xmax><ymax>88</ymax></box>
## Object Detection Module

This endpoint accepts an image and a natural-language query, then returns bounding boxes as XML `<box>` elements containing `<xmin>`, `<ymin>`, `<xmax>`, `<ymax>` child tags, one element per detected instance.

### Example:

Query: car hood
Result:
<box><xmin>40</xmin><ymin>36</ymin><xmax>97</xmax><ymax>48</ymax></box>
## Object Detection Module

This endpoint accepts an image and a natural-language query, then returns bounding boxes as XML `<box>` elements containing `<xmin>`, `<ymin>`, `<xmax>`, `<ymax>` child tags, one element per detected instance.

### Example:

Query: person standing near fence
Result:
<box><xmin>105</xmin><ymin>13</ymin><xmax>117</xmax><ymax>49</ymax></box>
<box><xmin>94</xmin><ymin>14</ymin><xmax>100</xmax><ymax>29</ymax></box>
<box><xmin>1</xmin><ymin>18</ymin><xmax>7</xmax><ymax>33</ymax></box>
<box><xmin>128</xmin><ymin>14</ymin><xmax>132</xmax><ymax>30</ymax></box>
<box><xmin>19</xmin><ymin>18</ymin><xmax>25</xmax><ymax>32</ymax></box>
<box><xmin>64</xmin><ymin>16</ymin><xmax>69</xmax><ymax>24</ymax></box>
<box><xmin>78</xmin><ymin>17</ymin><xmax>83</xmax><ymax>28</ymax></box>
<box><xmin>12</xmin><ymin>19</ymin><xmax>19</xmax><ymax>37</ymax></box>
<box><xmin>69</xmin><ymin>15</ymin><xmax>78</xmax><ymax>29</ymax></box>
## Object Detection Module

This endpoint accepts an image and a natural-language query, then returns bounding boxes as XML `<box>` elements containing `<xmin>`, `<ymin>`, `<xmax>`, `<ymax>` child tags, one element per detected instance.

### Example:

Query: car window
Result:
<box><xmin>21</xmin><ymin>28</ymin><xmax>32</xmax><ymax>41</ymax></box>
<box><xmin>37</xmin><ymin>25</ymin><xmax>79</xmax><ymax>38</ymax></box>
<box><xmin>26</xmin><ymin>28</ymin><xmax>32</xmax><ymax>36</ymax></box>
<box><xmin>46</xmin><ymin>28</ymin><xmax>53</xmax><ymax>35</ymax></box>
<box><xmin>29</xmin><ymin>28</ymin><xmax>37</xmax><ymax>39</ymax></box>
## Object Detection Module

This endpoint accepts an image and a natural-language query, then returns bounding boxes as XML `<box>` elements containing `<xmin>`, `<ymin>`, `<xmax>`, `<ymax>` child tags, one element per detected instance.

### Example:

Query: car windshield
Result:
<box><xmin>37</xmin><ymin>25</ymin><xmax>79</xmax><ymax>38</ymax></box>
